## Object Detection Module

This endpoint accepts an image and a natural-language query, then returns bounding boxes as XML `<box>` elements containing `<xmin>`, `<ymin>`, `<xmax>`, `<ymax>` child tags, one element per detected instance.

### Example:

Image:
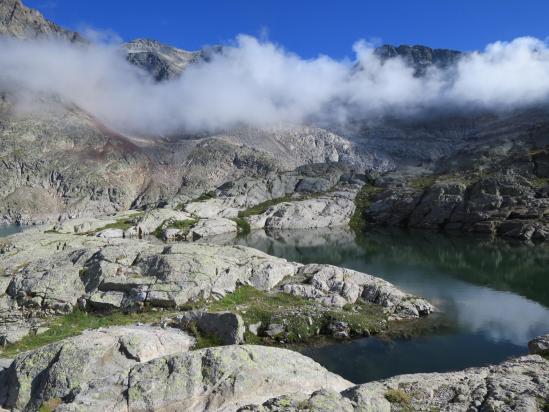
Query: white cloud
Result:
<box><xmin>1</xmin><ymin>34</ymin><xmax>549</xmax><ymax>135</ymax></box>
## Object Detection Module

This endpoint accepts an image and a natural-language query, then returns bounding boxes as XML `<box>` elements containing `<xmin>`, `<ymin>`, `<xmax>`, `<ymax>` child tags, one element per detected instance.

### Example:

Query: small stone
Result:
<box><xmin>265</xmin><ymin>323</ymin><xmax>285</xmax><ymax>338</ymax></box>
<box><xmin>248</xmin><ymin>322</ymin><xmax>262</xmax><ymax>336</ymax></box>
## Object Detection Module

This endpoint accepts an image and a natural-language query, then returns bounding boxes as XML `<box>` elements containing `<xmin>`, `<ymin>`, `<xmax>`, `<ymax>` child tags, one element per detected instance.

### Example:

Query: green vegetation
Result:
<box><xmin>231</xmin><ymin>217</ymin><xmax>251</xmax><ymax>235</ymax></box>
<box><xmin>537</xmin><ymin>397</ymin><xmax>549</xmax><ymax>412</ymax></box>
<box><xmin>193</xmin><ymin>191</ymin><xmax>217</xmax><ymax>202</ymax></box>
<box><xmin>186</xmin><ymin>321</ymin><xmax>224</xmax><ymax>350</ymax></box>
<box><xmin>204</xmin><ymin>286</ymin><xmax>387</xmax><ymax>344</ymax></box>
<box><xmin>408</xmin><ymin>175</ymin><xmax>438</xmax><ymax>190</ymax></box>
<box><xmin>385</xmin><ymin>388</ymin><xmax>412</xmax><ymax>407</ymax></box>
<box><xmin>92</xmin><ymin>212</ymin><xmax>144</xmax><ymax>234</ymax></box>
<box><xmin>1</xmin><ymin>309</ymin><xmax>176</xmax><ymax>357</ymax></box>
<box><xmin>237</xmin><ymin>195</ymin><xmax>293</xmax><ymax>219</ymax></box>
<box><xmin>350</xmin><ymin>184</ymin><xmax>383</xmax><ymax>231</ymax></box>
<box><xmin>153</xmin><ymin>218</ymin><xmax>197</xmax><ymax>240</ymax></box>
<box><xmin>39</xmin><ymin>399</ymin><xmax>62</xmax><ymax>412</ymax></box>
<box><xmin>530</xmin><ymin>176</ymin><xmax>549</xmax><ymax>188</ymax></box>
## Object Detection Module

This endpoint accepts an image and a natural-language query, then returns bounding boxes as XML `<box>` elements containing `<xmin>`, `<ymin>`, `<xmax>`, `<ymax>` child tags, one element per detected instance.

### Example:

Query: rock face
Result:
<box><xmin>375</xmin><ymin>44</ymin><xmax>461</xmax><ymax>75</ymax></box>
<box><xmin>1</xmin><ymin>336</ymin><xmax>351</xmax><ymax>412</ymax></box>
<box><xmin>1</xmin><ymin>325</ymin><xmax>195</xmax><ymax>411</ymax></box>
<box><xmin>362</xmin><ymin>172</ymin><xmax>549</xmax><ymax>241</ymax></box>
<box><xmin>242</xmin><ymin>355</ymin><xmax>549</xmax><ymax>412</ymax></box>
<box><xmin>126</xmin><ymin>345</ymin><xmax>352</xmax><ymax>412</ymax></box>
<box><xmin>183</xmin><ymin>163</ymin><xmax>365</xmax><ymax>230</ymax></box>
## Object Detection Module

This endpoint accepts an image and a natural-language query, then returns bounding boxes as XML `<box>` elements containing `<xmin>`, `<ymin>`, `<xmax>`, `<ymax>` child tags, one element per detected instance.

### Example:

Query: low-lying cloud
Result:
<box><xmin>1</xmin><ymin>35</ymin><xmax>549</xmax><ymax>135</ymax></box>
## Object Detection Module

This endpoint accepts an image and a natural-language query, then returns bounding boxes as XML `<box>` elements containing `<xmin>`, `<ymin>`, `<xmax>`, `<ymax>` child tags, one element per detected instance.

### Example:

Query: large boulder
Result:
<box><xmin>174</xmin><ymin>310</ymin><xmax>245</xmax><ymax>344</ymax></box>
<box><xmin>126</xmin><ymin>345</ymin><xmax>352</xmax><ymax>411</ymax></box>
<box><xmin>2</xmin><ymin>325</ymin><xmax>195</xmax><ymax>411</ymax></box>
<box><xmin>529</xmin><ymin>334</ymin><xmax>549</xmax><ymax>356</ymax></box>
<box><xmin>248</xmin><ymin>186</ymin><xmax>359</xmax><ymax>230</ymax></box>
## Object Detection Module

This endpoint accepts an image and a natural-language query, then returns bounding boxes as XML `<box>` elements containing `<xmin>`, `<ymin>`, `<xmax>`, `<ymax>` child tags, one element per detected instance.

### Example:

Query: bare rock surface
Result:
<box><xmin>248</xmin><ymin>186</ymin><xmax>359</xmax><ymax>230</ymax></box>
<box><xmin>2</xmin><ymin>325</ymin><xmax>195</xmax><ymax>411</ymax></box>
<box><xmin>126</xmin><ymin>345</ymin><xmax>352</xmax><ymax>412</ymax></box>
<box><xmin>529</xmin><ymin>334</ymin><xmax>549</xmax><ymax>356</ymax></box>
<box><xmin>282</xmin><ymin>264</ymin><xmax>434</xmax><ymax>318</ymax></box>
<box><xmin>242</xmin><ymin>355</ymin><xmax>549</xmax><ymax>412</ymax></box>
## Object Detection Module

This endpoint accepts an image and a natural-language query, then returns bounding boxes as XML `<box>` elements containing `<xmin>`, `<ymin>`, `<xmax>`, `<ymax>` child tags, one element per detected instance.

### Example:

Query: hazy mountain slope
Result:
<box><xmin>0</xmin><ymin>0</ymin><xmax>82</xmax><ymax>41</ymax></box>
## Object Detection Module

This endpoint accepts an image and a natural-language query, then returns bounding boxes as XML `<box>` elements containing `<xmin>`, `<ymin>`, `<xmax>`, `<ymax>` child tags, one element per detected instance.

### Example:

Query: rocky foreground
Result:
<box><xmin>0</xmin><ymin>326</ymin><xmax>547</xmax><ymax>411</ymax></box>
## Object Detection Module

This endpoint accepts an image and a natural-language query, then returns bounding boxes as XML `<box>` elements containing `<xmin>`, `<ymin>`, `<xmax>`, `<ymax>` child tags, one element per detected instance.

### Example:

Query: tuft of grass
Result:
<box><xmin>408</xmin><ymin>175</ymin><xmax>438</xmax><ymax>190</ymax></box>
<box><xmin>350</xmin><ymin>184</ymin><xmax>383</xmax><ymax>231</ymax></box>
<box><xmin>231</xmin><ymin>217</ymin><xmax>251</xmax><ymax>235</ymax></box>
<box><xmin>530</xmin><ymin>177</ymin><xmax>549</xmax><ymax>188</ymax></box>
<box><xmin>186</xmin><ymin>321</ymin><xmax>224</xmax><ymax>350</ymax></box>
<box><xmin>192</xmin><ymin>191</ymin><xmax>217</xmax><ymax>203</ymax></box>
<box><xmin>1</xmin><ymin>309</ymin><xmax>176</xmax><ymax>357</ymax></box>
<box><xmin>39</xmin><ymin>398</ymin><xmax>62</xmax><ymax>412</ymax></box>
<box><xmin>385</xmin><ymin>388</ymin><xmax>412</xmax><ymax>406</ymax></box>
<box><xmin>237</xmin><ymin>195</ymin><xmax>293</xmax><ymax>219</ymax></box>
<box><xmin>204</xmin><ymin>286</ymin><xmax>386</xmax><ymax>345</ymax></box>
<box><xmin>92</xmin><ymin>212</ymin><xmax>144</xmax><ymax>234</ymax></box>
<box><xmin>153</xmin><ymin>218</ymin><xmax>197</xmax><ymax>240</ymax></box>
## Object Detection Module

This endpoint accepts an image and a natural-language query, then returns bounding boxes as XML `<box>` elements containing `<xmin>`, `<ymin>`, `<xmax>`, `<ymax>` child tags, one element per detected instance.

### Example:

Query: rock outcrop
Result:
<box><xmin>1</xmin><ymin>337</ymin><xmax>351</xmax><ymax>412</ymax></box>
<box><xmin>1</xmin><ymin>325</ymin><xmax>195</xmax><ymax>411</ymax></box>
<box><xmin>358</xmin><ymin>145</ymin><xmax>549</xmax><ymax>242</ymax></box>
<box><xmin>242</xmin><ymin>355</ymin><xmax>549</xmax><ymax>412</ymax></box>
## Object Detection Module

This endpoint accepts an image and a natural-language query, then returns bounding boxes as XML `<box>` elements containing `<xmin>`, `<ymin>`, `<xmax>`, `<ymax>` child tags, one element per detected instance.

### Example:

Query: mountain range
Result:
<box><xmin>0</xmin><ymin>0</ymin><xmax>548</xmax><ymax>231</ymax></box>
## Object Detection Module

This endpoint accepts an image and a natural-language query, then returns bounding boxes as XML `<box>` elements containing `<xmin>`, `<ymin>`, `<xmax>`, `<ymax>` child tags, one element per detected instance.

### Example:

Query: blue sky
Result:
<box><xmin>26</xmin><ymin>0</ymin><xmax>548</xmax><ymax>58</ymax></box>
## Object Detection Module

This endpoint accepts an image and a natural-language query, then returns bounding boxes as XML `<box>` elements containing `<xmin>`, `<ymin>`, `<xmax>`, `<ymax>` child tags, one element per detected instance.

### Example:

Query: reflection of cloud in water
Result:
<box><xmin>453</xmin><ymin>285</ymin><xmax>549</xmax><ymax>346</ymax></box>
<box><xmin>222</xmin><ymin>227</ymin><xmax>549</xmax><ymax>346</ymax></box>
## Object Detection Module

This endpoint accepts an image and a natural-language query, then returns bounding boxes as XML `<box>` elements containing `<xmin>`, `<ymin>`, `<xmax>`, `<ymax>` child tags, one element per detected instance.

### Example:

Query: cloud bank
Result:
<box><xmin>1</xmin><ymin>35</ymin><xmax>549</xmax><ymax>135</ymax></box>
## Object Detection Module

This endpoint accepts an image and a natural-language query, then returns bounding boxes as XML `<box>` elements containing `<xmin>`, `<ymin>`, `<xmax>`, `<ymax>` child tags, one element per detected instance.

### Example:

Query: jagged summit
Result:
<box><xmin>123</xmin><ymin>38</ymin><xmax>203</xmax><ymax>81</ymax></box>
<box><xmin>0</xmin><ymin>0</ymin><xmax>82</xmax><ymax>42</ymax></box>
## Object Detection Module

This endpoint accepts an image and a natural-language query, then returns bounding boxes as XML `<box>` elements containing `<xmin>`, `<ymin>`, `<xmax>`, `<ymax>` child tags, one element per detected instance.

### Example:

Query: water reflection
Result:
<box><xmin>226</xmin><ymin>227</ymin><xmax>549</xmax><ymax>381</ymax></box>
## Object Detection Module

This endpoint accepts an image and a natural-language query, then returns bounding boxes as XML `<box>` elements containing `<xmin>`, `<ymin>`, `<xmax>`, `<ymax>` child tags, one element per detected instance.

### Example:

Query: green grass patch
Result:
<box><xmin>530</xmin><ymin>177</ymin><xmax>549</xmax><ymax>188</ymax></box>
<box><xmin>192</xmin><ymin>191</ymin><xmax>217</xmax><ymax>203</ymax></box>
<box><xmin>38</xmin><ymin>399</ymin><xmax>62</xmax><ymax>412</ymax></box>
<box><xmin>385</xmin><ymin>388</ymin><xmax>412</xmax><ymax>406</ymax></box>
<box><xmin>92</xmin><ymin>212</ymin><xmax>144</xmax><ymax>234</ymax></box>
<box><xmin>350</xmin><ymin>184</ymin><xmax>383</xmax><ymax>231</ymax></box>
<box><xmin>203</xmin><ymin>286</ymin><xmax>386</xmax><ymax>344</ymax></box>
<box><xmin>237</xmin><ymin>195</ymin><xmax>293</xmax><ymax>219</ymax></box>
<box><xmin>231</xmin><ymin>217</ymin><xmax>251</xmax><ymax>235</ymax></box>
<box><xmin>153</xmin><ymin>218</ymin><xmax>197</xmax><ymax>240</ymax></box>
<box><xmin>0</xmin><ymin>309</ymin><xmax>176</xmax><ymax>357</ymax></box>
<box><xmin>408</xmin><ymin>175</ymin><xmax>438</xmax><ymax>190</ymax></box>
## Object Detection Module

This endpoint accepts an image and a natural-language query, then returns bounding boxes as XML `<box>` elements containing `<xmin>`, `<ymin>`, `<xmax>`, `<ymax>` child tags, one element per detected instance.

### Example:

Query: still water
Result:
<box><xmin>0</xmin><ymin>224</ymin><xmax>23</xmax><ymax>238</ymax></box>
<box><xmin>228</xmin><ymin>227</ymin><xmax>549</xmax><ymax>383</ymax></box>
